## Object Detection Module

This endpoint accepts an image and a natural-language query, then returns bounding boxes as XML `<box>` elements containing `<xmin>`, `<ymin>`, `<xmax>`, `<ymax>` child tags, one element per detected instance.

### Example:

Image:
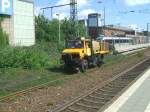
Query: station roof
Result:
<box><xmin>104</xmin><ymin>25</ymin><xmax>134</xmax><ymax>32</ymax></box>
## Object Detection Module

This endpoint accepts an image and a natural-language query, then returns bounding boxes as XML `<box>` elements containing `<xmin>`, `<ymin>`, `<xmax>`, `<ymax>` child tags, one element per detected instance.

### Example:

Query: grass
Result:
<box><xmin>103</xmin><ymin>54</ymin><xmax>128</xmax><ymax>67</ymax></box>
<box><xmin>0</xmin><ymin>52</ymin><xmax>145</xmax><ymax>98</ymax></box>
<box><xmin>0</xmin><ymin>68</ymin><xmax>68</xmax><ymax>97</ymax></box>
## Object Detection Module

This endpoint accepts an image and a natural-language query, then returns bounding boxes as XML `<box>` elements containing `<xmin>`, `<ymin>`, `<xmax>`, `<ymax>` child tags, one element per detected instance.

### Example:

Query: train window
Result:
<box><xmin>115</xmin><ymin>40</ymin><xmax>119</xmax><ymax>43</ymax></box>
<box><xmin>120</xmin><ymin>40</ymin><xmax>122</xmax><ymax>43</ymax></box>
<box><xmin>109</xmin><ymin>40</ymin><xmax>111</xmax><ymax>43</ymax></box>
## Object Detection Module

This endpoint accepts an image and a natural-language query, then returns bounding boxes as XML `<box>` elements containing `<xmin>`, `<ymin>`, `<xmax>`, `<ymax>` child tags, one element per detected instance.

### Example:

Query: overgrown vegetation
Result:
<box><xmin>0</xmin><ymin>46</ymin><xmax>49</xmax><ymax>69</ymax></box>
<box><xmin>0</xmin><ymin>15</ymin><xmax>86</xmax><ymax>70</ymax></box>
<box><xmin>0</xmin><ymin>17</ymin><xmax>9</xmax><ymax>48</ymax></box>
<box><xmin>35</xmin><ymin>15</ymin><xmax>86</xmax><ymax>42</ymax></box>
<box><xmin>0</xmin><ymin>28</ymin><xmax>9</xmax><ymax>48</ymax></box>
<box><xmin>0</xmin><ymin>15</ymin><xmax>87</xmax><ymax>97</ymax></box>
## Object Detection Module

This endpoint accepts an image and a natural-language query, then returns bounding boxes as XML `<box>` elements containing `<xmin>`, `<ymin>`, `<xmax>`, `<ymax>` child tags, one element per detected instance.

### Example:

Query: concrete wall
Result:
<box><xmin>1</xmin><ymin>0</ymin><xmax>35</xmax><ymax>46</ymax></box>
<box><xmin>1</xmin><ymin>16</ymin><xmax>14</xmax><ymax>45</ymax></box>
<box><xmin>13</xmin><ymin>0</ymin><xmax>35</xmax><ymax>46</ymax></box>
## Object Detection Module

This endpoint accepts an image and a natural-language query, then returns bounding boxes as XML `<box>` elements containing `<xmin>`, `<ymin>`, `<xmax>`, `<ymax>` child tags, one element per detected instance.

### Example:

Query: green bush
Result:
<box><xmin>0</xmin><ymin>41</ymin><xmax>64</xmax><ymax>69</ymax></box>
<box><xmin>0</xmin><ymin>28</ymin><xmax>9</xmax><ymax>48</ymax></box>
<box><xmin>0</xmin><ymin>46</ymin><xmax>49</xmax><ymax>69</ymax></box>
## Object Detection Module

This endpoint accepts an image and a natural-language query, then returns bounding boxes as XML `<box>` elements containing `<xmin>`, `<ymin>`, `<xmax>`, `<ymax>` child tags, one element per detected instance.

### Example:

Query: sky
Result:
<box><xmin>35</xmin><ymin>0</ymin><xmax>150</xmax><ymax>31</ymax></box>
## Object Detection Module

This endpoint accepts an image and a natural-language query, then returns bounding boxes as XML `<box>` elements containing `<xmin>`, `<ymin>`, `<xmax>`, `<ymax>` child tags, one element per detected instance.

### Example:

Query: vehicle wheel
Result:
<box><xmin>63</xmin><ymin>65</ymin><xmax>69</xmax><ymax>72</ymax></box>
<box><xmin>93</xmin><ymin>57</ymin><xmax>98</xmax><ymax>67</ymax></box>
<box><xmin>80</xmin><ymin>60</ymin><xmax>88</xmax><ymax>72</ymax></box>
<box><xmin>63</xmin><ymin>65</ymin><xmax>73</xmax><ymax>73</ymax></box>
<box><xmin>97</xmin><ymin>55</ymin><xmax>102</xmax><ymax>67</ymax></box>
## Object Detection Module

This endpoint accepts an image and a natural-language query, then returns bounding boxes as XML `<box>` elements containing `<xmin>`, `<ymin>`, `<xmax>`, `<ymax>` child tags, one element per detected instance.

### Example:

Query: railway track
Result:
<box><xmin>0</xmin><ymin>50</ymin><xmax>148</xmax><ymax>103</ymax></box>
<box><xmin>0</xmin><ymin>62</ymin><xmax>109</xmax><ymax>102</ymax></box>
<box><xmin>49</xmin><ymin>58</ymin><xmax>150</xmax><ymax>112</ymax></box>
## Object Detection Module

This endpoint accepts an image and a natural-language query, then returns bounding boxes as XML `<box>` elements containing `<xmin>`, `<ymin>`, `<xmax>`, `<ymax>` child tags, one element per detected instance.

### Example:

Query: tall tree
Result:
<box><xmin>35</xmin><ymin>15</ymin><xmax>86</xmax><ymax>42</ymax></box>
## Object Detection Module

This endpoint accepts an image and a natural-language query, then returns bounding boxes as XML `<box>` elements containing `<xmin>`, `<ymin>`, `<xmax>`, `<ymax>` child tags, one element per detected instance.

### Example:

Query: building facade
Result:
<box><xmin>88</xmin><ymin>25</ymin><xmax>147</xmax><ymax>44</ymax></box>
<box><xmin>0</xmin><ymin>0</ymin><xmax>35</xmax><ymax>46</ymax></box>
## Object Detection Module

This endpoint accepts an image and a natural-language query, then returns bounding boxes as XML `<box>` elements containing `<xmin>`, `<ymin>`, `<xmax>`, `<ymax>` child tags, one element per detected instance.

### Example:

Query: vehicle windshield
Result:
<box><xmin>67</xmin><ymin>41</ymin><xmax>83</xmax><ymax>48</ymax></box>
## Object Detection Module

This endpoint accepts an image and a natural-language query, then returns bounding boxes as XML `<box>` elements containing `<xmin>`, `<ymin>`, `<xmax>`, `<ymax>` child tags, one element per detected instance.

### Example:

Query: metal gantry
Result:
<box><xmin>40</xmin><ymin>0</ymin><xmax>79</xmax><ymax>37</ymax></box>
<box><xmin>70</xmin><ymin>0</ymin><xmax>79</xmax><ymax>37</ymax></box>
<box><xmin>70</xmin><ymin>0</ymin><xmax>78</xmax><ymax>22</ymax></box>
<box><xmin>40</xmin><ymin>0</ymin><xmax>78</xmax><ymax>23</ymax></box>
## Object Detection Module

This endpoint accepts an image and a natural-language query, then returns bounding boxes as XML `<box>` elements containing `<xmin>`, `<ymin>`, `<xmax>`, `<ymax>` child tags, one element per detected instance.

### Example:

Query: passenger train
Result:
<box><xmin>102</xmin><ymin>37</ymin><xmax>133</xmax><ymax>46</ymax></box>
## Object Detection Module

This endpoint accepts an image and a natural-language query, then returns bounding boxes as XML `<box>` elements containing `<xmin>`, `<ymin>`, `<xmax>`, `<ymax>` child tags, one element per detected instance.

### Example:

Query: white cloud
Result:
<box><xmin>53</xmin><ymin>8</ymin><xmax>96</xmax><ymax>20</ymax></box>
<box><xmin>125</xmin><ymin>0</ymin><xmax>150</xmax><ymax>6</ymax></box>
<box><xmin>36</xmin><ymin>0</ymin><xmax>93</xmax><ymax>19</ymax></box>
<box><xmin>53</xmin><ymin>12</ymin><xmax>69</xmax><ymax>20</ymax></box>
<box><xmin>79</xmin><ymin>9</ymin><xmax>96</xmax><ymax>19</ymax></box>
<box><xmin>52</xmin><ymin>8</ymin><xmax>96</xmax><ymax>20</ymax></box>
<box><xmin>35</xmin><ymin>6</ymin><xmax>41</xmax><ymax>16</ymax></box>
<box><xmin>57</xmin><ymin>0</ymin><xmax>88</xmax><ymax>8</ymax></box>
<box><xmin>54</xmin><ymin>0</ymin><xmax>90</xmax><ymax>19</ymax></box>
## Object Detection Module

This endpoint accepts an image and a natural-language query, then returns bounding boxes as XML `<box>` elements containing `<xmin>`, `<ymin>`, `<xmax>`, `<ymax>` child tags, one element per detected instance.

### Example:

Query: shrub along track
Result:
<box><xmin>49</xmin><ymin>57</ymin><xmax>150</xmax><ymax>112</ymax></box>
<box><xmin>0</xmin><ymin>51</ymin><xmax>142</xmax><ymax>102</ymax></box>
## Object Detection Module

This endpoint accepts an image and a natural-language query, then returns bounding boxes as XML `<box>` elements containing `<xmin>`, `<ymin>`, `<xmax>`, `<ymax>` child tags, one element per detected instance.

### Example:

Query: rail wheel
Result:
<box><xmin>97</xmin><ymin>55</ymin><xmax>104</xmax><ymax>67</ymax></box>
<box><xmin>80</xmin><ymin>59</ymin><xmax>88</xmax><ymax>72</ymax></box>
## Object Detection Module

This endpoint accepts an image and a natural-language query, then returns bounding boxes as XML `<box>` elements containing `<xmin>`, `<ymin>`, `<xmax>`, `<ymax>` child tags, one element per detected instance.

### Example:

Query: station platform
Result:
<box><xmin>103</xmin><ymin>68</ymin><xmax>150</xmax><ymax>112</ymax></box>
<box><xmin>115</xmin><ymin>43</ymin><xmax>150</xmax><ymax>53</ymax></box>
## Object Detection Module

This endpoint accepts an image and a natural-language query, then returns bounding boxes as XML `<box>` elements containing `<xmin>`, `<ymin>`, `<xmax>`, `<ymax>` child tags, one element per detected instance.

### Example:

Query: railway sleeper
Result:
<box><xmin>82</xmin><ymin>98</ymin><xmax>105</xmax><ymax>105</ymax></box>
<box><xmin>111</xmin><ymin>77</ymin><xmax>132</xmax><ymax>82</ymax></box>
<box><xmin>121</xmin><ymin>74</ymin><xmax>140</xmax><ymax>78</ymax></box>
<box><xmin>109</xmin><ymin>80</ymin><xmax>127</xmax><ymax>84</ymax></box>
<box><xmin>118</xmin><ymin>78</ymin><xmax>135</xmax><ymax>82</ymax></box>
<box><xmin>86</xmin><ymin>96</ymin><xmax>110</xmax><ymax>103</ymax></box>
<box><xmin>94</xmin><ymin>90</ymin><xmax>118</xmax><ymax>96</ymax></box>
<box><xmin>105</xmin><ymin>84</ymin><xmax>126</xmax><ymax>89</ymax></box>
<box><xmin>68</xmin><ymin>106</ymin><xmax>87</xmax><ymax>112</ymax></box>
<box><xmin>79</xmin><ymin>100</ymin><xmax>104</xmax><ymax>107</ymax></box>
<box><xmin>124</xmin><ymin>70</ymin><xmax>145</xmax><ymax>76</ymax></box>
<box><xmin>107</xmin><ymin>82</ymin><xmax>128</xmax><ymax>87</ymax></box>
<box><xmin>61</xmin><ymin>108</ymin><xmax>76</xmax><ymax>112</ymax></box>
<box><xmin>69</xmin><ymin>104</ymin><xmax>97</xmax><ymax>112</ymax></box>
<box><xmin>76</xmin><ymin>102</ymin><xmax>100</xmax><ymax>109</ymax></box>
<box><xmin>100</xmin><ymin>86</ymin><xmax>123</xmax><ymax>92</ymax></box>
<box><xmin>97</xmin><ymin>89</ymin><xmax>119</xmax><ymax>94</ymax></box>
<box><xmin>92</xmin><ymin>92</ymin><xmax>116</xmax><ymax>97</ymax></box>
<box><xmin>89</xmin><ymin>94</ymin><xmax>112</xmax><ymax>102</ymax></box>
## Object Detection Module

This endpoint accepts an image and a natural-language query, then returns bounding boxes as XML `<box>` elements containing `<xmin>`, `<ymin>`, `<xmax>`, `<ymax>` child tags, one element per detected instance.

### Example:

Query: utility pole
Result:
<box><xmin>51</xmin><ymin>8</ymin><xmax>53</xmax><ymax>19</ymax></box>
<box><xmin>98</xmin><ymin>1</ymin><xmax>106</xmax><ymax>36</ymax></box>
<box><xmin>56</xmin><ymin>14</ymin><xmax>61</xmax><ymax>44</ymax></box>
<box><xmin>103</xmin><ymin>6</ymin><xmax>106</xmax><ymax>36</ymax></box>
<box><xmin>41</xmin><ymin>1</ymin><xmax>78</xmax><ymax>37</ymax></box>
<box><xmin>70</xmin><ymin>0</ymin><xmax>79</xmax><ymax>37</ymax></box>
<box><xmin>147</xmin><ymin>23</ymin><xmax>149</xmax><ymax>43</ymax></box>
<box><xmin>41</xmin><ymin>2</ymin><xmax>77</xmax><ymax>20</ymax></box>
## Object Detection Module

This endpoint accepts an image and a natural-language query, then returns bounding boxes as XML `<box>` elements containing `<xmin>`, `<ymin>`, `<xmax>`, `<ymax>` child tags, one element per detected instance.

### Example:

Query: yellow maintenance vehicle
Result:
<box><xmin>61</xmin><ymin>37</ymin><xmax>109</xmax><ymax>72</ymax></box>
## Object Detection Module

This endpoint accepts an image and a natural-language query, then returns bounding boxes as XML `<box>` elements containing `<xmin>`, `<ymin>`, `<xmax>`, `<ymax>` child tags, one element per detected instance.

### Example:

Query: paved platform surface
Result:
<box><xmin>115</xmin><ymin>43</ymin><xmax>150</xmax><ymax>53</ymax></box>
<box><xmin>103</xmin><ymin>68</ymin><xmax>150</xmax><ymax>112</ymax></box>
